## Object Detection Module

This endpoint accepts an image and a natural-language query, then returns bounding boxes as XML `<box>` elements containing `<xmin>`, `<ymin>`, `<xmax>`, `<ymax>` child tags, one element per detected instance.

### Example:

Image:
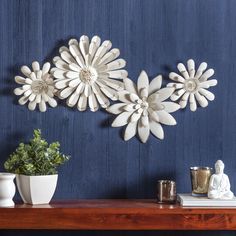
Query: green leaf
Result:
<box><xmin>4</xmin><ymin>129</ymin><xmax>70</xmax><ymax>175</ymax></box>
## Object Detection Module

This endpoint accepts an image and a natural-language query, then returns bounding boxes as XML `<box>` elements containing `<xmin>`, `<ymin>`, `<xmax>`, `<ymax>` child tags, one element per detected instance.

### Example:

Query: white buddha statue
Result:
<box><xmin>208</xmin><ymin>160</ymin><xmax>234</xmax><ymax>199</ymax></box>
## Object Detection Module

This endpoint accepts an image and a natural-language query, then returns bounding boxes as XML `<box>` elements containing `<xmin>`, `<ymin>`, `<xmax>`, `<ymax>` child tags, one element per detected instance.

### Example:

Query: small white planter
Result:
<box><xmin>0</xmin><ymin>173</ymin><xmax>16</xmax><ymax>207</ymax></box>
<box><xmin>16</xmin><ymin>174</ymin><xmax>58</xmax><ymax>205</ymax></box>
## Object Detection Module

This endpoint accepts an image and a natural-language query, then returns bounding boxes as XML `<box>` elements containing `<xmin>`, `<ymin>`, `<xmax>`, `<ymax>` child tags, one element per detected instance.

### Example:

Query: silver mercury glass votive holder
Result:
<box><xmin>157</xmin><ymin>180</ymin><xmax>176</xmax><ymax>204</ymax></box>
<box><xmin>190</xmin><ymin>167</ymin><xmax>213</xmax><ymax>196</ymax></box>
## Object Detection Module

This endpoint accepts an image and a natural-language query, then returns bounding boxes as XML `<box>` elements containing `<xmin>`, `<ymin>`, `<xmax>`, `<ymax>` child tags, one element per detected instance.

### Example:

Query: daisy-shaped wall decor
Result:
<box><xmin>51</xmin><ymin>35</ymin><xmax>128</xmax><ymax>112</ymax></box>
<box><xmin>167</xmin><ymin>59</ymin><xmax>217</xmax><ymax>111</ymax></box>
<box><xmin>14</xmin><ymin>61</ymin><xmax>57</xmax><ymax>112</ymax></box>
<box><xmin>107</xmin><ymin>71</ymin><xmax>180</xmax><ymax>143</ymax></box>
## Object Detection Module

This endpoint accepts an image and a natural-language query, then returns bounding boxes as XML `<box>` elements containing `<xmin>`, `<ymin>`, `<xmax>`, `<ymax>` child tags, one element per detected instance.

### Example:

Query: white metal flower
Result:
<box><xmin>167</xmin><ymin>59</ymin><xmax>217</xmax><ymax>111</ymax></box>
<box><xmin>14</xmin><ymin>61</ymin><xmax>57</xmax><ymax>112</ymax></box>
<box><xmin>107</xmin><ymin>71</ymin><xmax>180</xmax><ymax>143</ymax></box>
<box><xmin>51</xmin><ymin>35</ymin><xmax>128</xmax><ymax>112</ymax></box>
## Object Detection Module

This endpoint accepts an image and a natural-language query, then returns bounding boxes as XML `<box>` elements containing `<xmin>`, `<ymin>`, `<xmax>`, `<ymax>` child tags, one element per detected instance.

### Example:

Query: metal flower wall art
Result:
<box><xmin>51</xmin><ymin>35</ymin><xmax>128</xmax><ymax>112</ymax></box>
<box><xmin>12</xmin><ymin>34</ymin><xmax>218</xmax><ymax>143</ymax></box>
<box><xmin>167</xmin><ymin>59</ymin><xmax>217</xmax><ymax>111</ymax></box>
<box><xmin>107</xmin><ymin>71</ymin><xmax>180</xmax><ymax>143</ymax></box>
<box><xmin>14</xmin><ymin>61</ymin><xmax>57</xmax><ymax>112</ymax></box>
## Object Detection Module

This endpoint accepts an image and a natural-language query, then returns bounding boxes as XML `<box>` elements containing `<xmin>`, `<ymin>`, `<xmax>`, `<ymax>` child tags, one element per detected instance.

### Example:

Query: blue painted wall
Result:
<box><xmin>1</xmin><ymin>0</ymin><xmax>236</xmax><ymax>235</ymax></box>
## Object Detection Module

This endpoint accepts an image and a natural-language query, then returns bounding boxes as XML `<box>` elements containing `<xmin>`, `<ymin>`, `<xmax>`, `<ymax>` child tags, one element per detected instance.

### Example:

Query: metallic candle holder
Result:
<box><xmin>190</xmin><ymin>167</ymin><xmax>213</xmax><ymax>196</ymax></box>
<box><xmin>157</xmin><ymin>180</ymin><xmax>176</xmax><ymax>204</ymax></box>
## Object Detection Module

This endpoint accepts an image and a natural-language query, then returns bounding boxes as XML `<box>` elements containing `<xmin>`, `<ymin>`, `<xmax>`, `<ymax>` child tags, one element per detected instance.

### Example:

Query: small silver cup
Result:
<box><xmin>190</xmin><ymin>167</ymin><xmax>213</xmax><ymax>196</ymax></box>
<box><xmin>157</xmin><ymin>180</ymin><xmax>176</xmax><ymax>204</ymax></box>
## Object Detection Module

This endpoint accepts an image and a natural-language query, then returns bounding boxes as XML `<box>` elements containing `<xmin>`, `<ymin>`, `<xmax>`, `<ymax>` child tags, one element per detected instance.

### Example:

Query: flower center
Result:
<box><xmin>31</xmin><ymin>80</ymin><xmax>48</xmax><ymax>95</ymax></box>
<box><xmin>184</xmin><ymin>79</ymin><xmax>198</xmax><ymax>92</ymax></box>
<box><xmin>141</xmin><ymin>100</ymin><xmax>149</xmax><ymax>110</ymax></box>
<box><xmin>79</xmin><ymin>67</ymin><xmax>97</xmax><ymax>84</ymax></box>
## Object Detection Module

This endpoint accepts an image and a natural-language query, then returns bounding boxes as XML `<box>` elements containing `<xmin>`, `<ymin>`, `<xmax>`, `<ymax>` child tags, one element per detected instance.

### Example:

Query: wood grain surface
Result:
<box><xmin>0</xmin><ymin>200</ymin><xmax>236</xmax><ymax>230</ymax></box>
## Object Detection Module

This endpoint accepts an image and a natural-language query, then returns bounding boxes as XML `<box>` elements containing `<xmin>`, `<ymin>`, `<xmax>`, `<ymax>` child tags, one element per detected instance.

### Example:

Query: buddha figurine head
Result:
<box><xmin>215</xmin><ymin>160</ymin><xmax>224</xmax><ymax>174</ymax></box>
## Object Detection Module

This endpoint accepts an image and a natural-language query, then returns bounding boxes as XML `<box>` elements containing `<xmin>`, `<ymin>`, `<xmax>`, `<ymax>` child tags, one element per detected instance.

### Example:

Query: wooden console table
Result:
<box><xmin>0</xmin><ymin>199</ymin><xmax>236</xmax><ymax>230</ymax></box>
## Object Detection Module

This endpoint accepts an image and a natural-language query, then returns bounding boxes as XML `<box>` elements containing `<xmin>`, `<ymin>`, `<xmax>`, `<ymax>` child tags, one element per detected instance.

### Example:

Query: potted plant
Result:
<box><xmin>4</xmin><ymin>129</ymin><xmax>70</xmax><ymax>205</ymax></box>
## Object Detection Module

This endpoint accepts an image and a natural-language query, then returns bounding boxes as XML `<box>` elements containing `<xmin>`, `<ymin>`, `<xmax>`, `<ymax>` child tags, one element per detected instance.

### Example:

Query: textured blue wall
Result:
<box><xmin>0</xmin><ymin>0</ymin><xmax>235</xmax><ymax>199</ymax></box>
<box><xmin>1</xmin><ymin>0</ymin><xmax>236</xmax><ymax>235</ymax></box>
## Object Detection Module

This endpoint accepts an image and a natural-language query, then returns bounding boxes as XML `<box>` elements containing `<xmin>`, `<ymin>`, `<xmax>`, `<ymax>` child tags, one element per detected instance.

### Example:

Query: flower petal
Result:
<box><xmin>66</xmin><ymin>91</ymin><xmax>79</xmax><ymax>107</ymax></box>
<box><xmin>32</xmin><ymin>61</ymin><xmax>40</xmax><ymax>72</ymax></box>
<box><xmin>149</xmin><ymin>87</ymin><xmax>174</xmax><ymax>102</ymax></box>
<box><xmin>61</xmin><ymin>51</ymin><xmax>76</xmax><ymax>64</ymax></box>
<box><xmin>88</xmin><ymin>92</ymin><xmax>99</xmax><ymax>112</ymax></box>
<box><xmin>179</xmin><ymin>92</ymin><xmax>190</xmax><ymax>108</ymax></box>
<box><xmin>105</xmin><ymin>58</ymin><xmax>126</xmax><ymax>71</ymax></box>
<box><xmin>79</xmin><ymin>35</ymin><xmax>89</xmax><ymax>58</ymax></box>
<box><xmin>130</xmin><ymin>111</ymin><xmax>142</xmax><ymax>123</ymax></box>
<box><xmin>69</xmin><ymin>78</ymin><xmax>81</xmax><ymax>88</ymax></box>
<box><xmin>102</xmin><ymin>78</ymin><xmax>124</xmax><ymax>91</ymax></box>
<box><xmin>148</xmin><ymin>75</ymin><xmax>162</xmax><ymax>95</ymax></box>
<box><xmin>187</xmin><ymin>59</ymin><xmax>195</xmax><ymax>79</ymax></box>
<box><xmin>195</xmin><ymin>62</ymin><xmax>207</xmax><ymax>80</ymax></box>
<box><xmin>18</xmin><ymin>96</ymin><xmax>29</xmax><ymax>105</ymax></box>
<box><xmin>53</xmin><ymin>69</ymin><xmax>67</xmax><ymax>79</ymax></box>
<box><xmin>150</xmin><ymin>120</ymin><xmax>164</xmax><ymax>140</ymax></box>
<box><xmin>123</xmin><ymin>78</ymin><xmax>137</xmax><ymax>94</ymax></box>
<box><xmin>69</xmin><ymin>44</ymin><xmax>85</xmax><ymax>68</ymax></box>
<box><xmin>198</xmin><ymin>88</ymin><xmax>215</xmax><ymax>101</ymax></box>
<box><xmin>156</xmin><ymin>110</ymin><xmax>177</xmax><ymax>125</ymax></box>
<box><xmin>14</xmin><ymin>88</ymin><xmax>25</xmax><ymax>96</ymax></box>
<box><xmin>39</xmin><ymin>100</ymin><xmax>47</xmax><ymax>112</ymax></box>
<box><xmin>55</xmin><ymin>78</ymin><xmax>73</xmax><ymax>89</ymax></box>
<box><xmin>42</xmin><ymin>62</ymin><xmax>50</xmax><ymax>76</ymax></box>
<box><xmin>106</xmin><ymin>103</ymin><xmax>125</xmax><ymax>114</ymax></box>
<box><xmin>112</xmin><ymin>111</ymin><xmax>133</xmax><ymax>127</ymax></box>
<box><xmin>108</xmin><ymin>70</ymin><xmax>128</xmax><ymax>79</ymax></box>
<box><xmin>124</xmin><ymin>121</ymin><xmax>138</xmax><ymax>141</ymax></box>
<box><xmin>138</xmin><ymin>119</ymin><xmax>150</xmax><ymax>143</ymax></box>
<box><xmin>28</xmin><ymin>101</ymin><xmax>37</xmax><ymax>111</ymax></box>
<box><xmin>89</xmin><ymin>36</ymin><xmax>101</xmax><ymax>60</ymax></box>
<box><xmin>53</xmin><ymin>56</ymin><xmax>70</xmax><ymax>70</ymax></box>
<box><xmin>66</xmin><ymin>71</ymin><xmax>79</xmax><ymax>79</ymax></box>
<box><xmin>21</xmin><ymin>66</ymin><xmax>31</xmax><ymax>77</ymax></box>
<box><xmin>141</xmin><ymin>115</ymin><xmax>149</xmax><ymax>127</ymax></box>
<box><xmin>100</xmin><ymin>85</ymin><xmax>118</xmax><ymax>100</ymax></box>
<box><xmin>137</xmin><ymin>70</ymin><xmax>149</xmax><ymax>96</ymax></box>
<box><xmin>177</xmin><ymin>63</ymin><xmax>189</xmax><ymax>80</ymax></box>
<box><xmin>99</xmin><ymin>48</ymin><xmax>120</xmax><ymax>65</ymax></box>
<box><xmin>199</xmin><ymin>79</ymin><xmax>217</xmax><ymax>88</ymax></box>
<box><xmin>169</xmin><ymin>72</ymin><xmax>185</xmax><ymax>83</ymax></box>
<box><xmin>28</xmin><ymin>93</ymin><xmax>36</xmax><ymax>102</ymax></box>
<box><xmin>76</xmin><ymin>82</ymin><xmax>85</xmax><ymax>94</ymax></box>
<box><xmin>161</xmin><ymin>102</ymin><xmax>180</xmax><ymax>113</ymax></box>
<box><xmin>48</xmin><ymin>97</ymin><xmax>57</xmax><ymax>108</ymax></box>
<box><xmin>195</xmin><ymin>92</ymin><xmax>208</xmax><ymax>108</ymax></box>
<box><xmin>118</xmin><ymin>90</ymin><xmax>132</xmax><ymax>103</ymax></box>
<box><xmin>59</xmin><ymin>87</ymin><xmax>76</xmax><ymax>99</ymax></box>
<box><xmin>92</xmin><ymin>40</ymin><xmax>112</xmax><ymax>65</ymax></box>
<box><xmin>94</xmin><ymin>88</ymin><xmax>110</xmax><ymax>108</ymax></box>
<box><xmin>84</xmin><ymin>84</ymin><xmax>92</xmax><ymax>97</ymax></box>
<box><xmin>15</xmin><ymin>76</ymin><xmax>26</xmax><ymax>84</ymax></box>
<box><xmin>199</xmin><ymin>69</ymin><xmax>214</xmax><ymax>82</ymax></box>
<box><xmin>170</xmin><ymin>89</ymin><xmax>185</xmax><ymax>101</ymax></box>
<box><xmin>77</xmin><ymin>94</ymin><xmax>87</xmax><ymax>111</ymax></box>
<box><xmin>189</xmin><ymin>93</ymin><xmax>197</xmax><ymax>111</ymax></box>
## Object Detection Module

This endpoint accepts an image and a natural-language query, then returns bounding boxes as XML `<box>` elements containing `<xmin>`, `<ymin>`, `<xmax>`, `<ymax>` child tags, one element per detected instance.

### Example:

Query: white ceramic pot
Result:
<box><xmin>0</xmin><ymin>173</ymin><xmax>16</xmax><ymax>207</ymax></box>
<box><xmin>16</xmin><ymin>174</ymin><xmax>58</xmax><ymax>205</ymax></box>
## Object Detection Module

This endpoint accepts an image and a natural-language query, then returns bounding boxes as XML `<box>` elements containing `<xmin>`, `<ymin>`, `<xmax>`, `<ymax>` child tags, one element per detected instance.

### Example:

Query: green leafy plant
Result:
<box><xmin>4</xmin><ymin>129</ymin><xmax>70</xmax><ymax>175</ymax></box>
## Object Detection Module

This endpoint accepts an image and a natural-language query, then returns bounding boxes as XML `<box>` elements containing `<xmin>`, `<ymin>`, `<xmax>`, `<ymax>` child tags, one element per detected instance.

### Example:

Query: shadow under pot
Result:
<box><xmin>16</xmin><ymin>174</ymin><xmax>58</xmax><ymax>205</ymax></box>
